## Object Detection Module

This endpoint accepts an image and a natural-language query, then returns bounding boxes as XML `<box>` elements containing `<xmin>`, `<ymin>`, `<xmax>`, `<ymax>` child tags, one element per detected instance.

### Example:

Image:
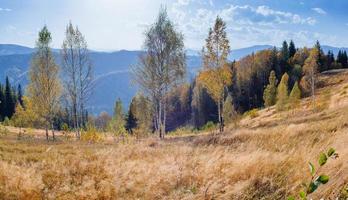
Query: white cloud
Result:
<box><xmin>168</xmin><ymin>3</ymin><xmax>323</xmax><ymax>49</ymax></box>
<box><xmin>312</xmin><ymin>7</ymin><xmax>326</xmax><ymax>15</ymax></box>
<box><xmin>0</xmin><ymin>8</ymin><xmax>12</xmax><ymax>12</ymax></box>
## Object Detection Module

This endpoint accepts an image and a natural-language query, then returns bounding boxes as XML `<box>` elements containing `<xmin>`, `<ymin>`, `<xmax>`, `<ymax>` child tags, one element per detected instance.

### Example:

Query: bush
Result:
<box><xmin>201</xmin><ymin>121</ymin><xmax>216</xmax><ymax>131</ymax></box>
<box><xmin>0</xmin><ymin>125</ymin><xmax>9</xmax><ymax>136</ymax></box>
<box><xmin>81</xmin><ymin>124</ymin><xmax>104</xmax><ymax>143</ymax></box>
<box><xmin>243</xmin><ymin>109</ymin><xmax>259</xmax><ymax>119</ymax></box>
<box><xmin>2</xmin><ymin>117</ymin><xmax>11</xmax><ymax>126</ymax></box>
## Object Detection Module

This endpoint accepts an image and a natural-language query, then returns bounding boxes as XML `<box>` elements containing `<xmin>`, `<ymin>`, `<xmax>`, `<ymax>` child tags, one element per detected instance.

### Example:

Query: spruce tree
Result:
<box><xmin>280</xmin><ymin>41</ymin><xmax>290</xmax><ymax>74</ymax></box>
<box><xmin>289</xmin><ymin>40</ymin><xmax>296</xmax><ymax>58</ymax></box>
<box><xmin>125</xmin><ymin>97</ymin><xmax>137</xmax><ymax>134</ymax></box>
<box><xmin>4</xmin><ymin>76</ymin><xmax>15</xmax><ymax>118</ymax></box>
<box><xmin>276</xmin><ymin>73</ymin><xmax>289</xmax><ymax>111</ymax></box>
<box><xmin>289</xmin><ymin>81</ymin><xmax>301</xmax><ymax>109</ymax></box>
<box><xmin>314</xmin><ymin>40</ymin><xmax>324</xmax><ymax>71</ymax></box>
<box><xmin>0</xmin><ymin>84</ymin><xmax>4</xmax><ymax>120</ymax></box>
<box><xmin>263</xmin><ymin>71</ymin><xmax>278</xmax><ymax>107</ymax></box>
<box><xmin>343</xmin><ymin>51</ymin><xmax>348</xmax><ymax>68</ymax></box>
<box><xmin>17</xmin><ymin>84</ymin><xmax>25</xmax><ymax>109</ymax></box>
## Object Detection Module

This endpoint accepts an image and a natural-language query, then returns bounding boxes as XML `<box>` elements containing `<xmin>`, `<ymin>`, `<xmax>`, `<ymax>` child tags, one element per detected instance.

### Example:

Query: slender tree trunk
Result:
<box><xmin>218</xmin><ymin>101</ymin><xmax>222</xmax><ymax>133</ymax></box>
<box><xmin>163</xmin><ymin>102</ymin><xmax>166</xmax><ymax>139</ymax></box>
<box><xmin>45</xmin><ymin>125</ymin><xmax>49</xmax><ymax>142</ymax></box>
<box><xmin>51</xmin><ymin>123</ymin><xmax>55</xmax><ymax>141</ymax></box>
<box><xmin>220</xmin><ymin>100</ymin><xmax>224</xmax><ymax>133</ymax></box>
<box><xmin>311</xmin><ymin>69</ymin><xmax>316</xmax><ymax>110</ymax></box>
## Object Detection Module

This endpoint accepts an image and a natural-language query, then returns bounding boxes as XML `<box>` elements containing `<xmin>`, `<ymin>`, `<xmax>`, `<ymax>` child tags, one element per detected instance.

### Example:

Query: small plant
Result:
<box><xmin>243</xmin><ymin>109</ymin><xmax>259</xmax><ymax>119</ymax></box>
<box><xmin>201</xmin><ymin>121</ymin><xmax>216</xmax><ymax>131</ymax></box>
<box><xmin>288</xmin><ymin>148</ymin><xmax>338</xmax><ymax>200</ymax></box>
<box><xmin>0</xmin><ymin>124</ymin><xmax>9</xmax><ymax>136</ymax></box>
<box><xmin>2</xmin><ymin>117</ymin><xmax>11</xmax><ymax>126</ymax></box>
<box><xmin>81</xmin><ymin>124</ymin><xmax>104</xmax><ymax>143</ymax></box>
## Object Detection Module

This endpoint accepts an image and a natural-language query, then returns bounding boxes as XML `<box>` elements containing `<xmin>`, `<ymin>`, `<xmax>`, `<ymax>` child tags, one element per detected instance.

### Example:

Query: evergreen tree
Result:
<box><xmin>289</xmin><ymin>40</ymin><xmax>296</xmax><ymax>58</ymax></box>
<box><xmin>289</xmin><ymin>81</ymin><xmax>301</xmax><ymax>109</ymax></box>
<box><xmin>0</xmin><ymin>84</ymin><xmax>4</xmax><ymax>120</ymax></box>
<box><xmin>276</xmin><ymin>73</ymin><xmax>289</xmax><ymax>111</ymax></box>
<box><xmin>125</xmin><ymin>96</ymin><xmax>137</xmax><ymax>134</ymax></box>
<box><xmin>314</xmin><ymin>40</ymin><xmax>325</xmax><ymax>72</ymax></box>
<box><xmin>17</xmin><ymin>84</ymin><xmax>24</xmax><ymax>108</ymax></box>
<box><xmin>263</xmin><ymin>71</ymin><xmax>278</xmax><ymax>107</ymax></box>
<box><xmin>342</xmin><ymin>51</ymin><xmax>348</xmax><ymax>68</ymax></box>
<box><xmin>271</xmin><ymin>46</ymin><xmax>281</xmax><ymax>79</ymax></box>
<box><xmin>327</xmin><ymin>51</ymin><xmax>335</xmax><ymax>70</ymax></box>
<box><xmin>280</xmin><ymin>40</ymin><xmax>290</xmax><ymax>74</ymax></box>
<box><xmin>4</xmin><ymin>76</ymin><xmax>15</xmax><ymax>118</ymax></box>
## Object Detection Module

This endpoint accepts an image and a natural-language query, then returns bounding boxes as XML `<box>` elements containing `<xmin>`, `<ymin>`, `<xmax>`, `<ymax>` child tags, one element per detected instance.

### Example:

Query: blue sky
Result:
<box><xmin>0</xmin><ymin>0</ymin><xmax>347</xmax><ymax>50</ymax></box>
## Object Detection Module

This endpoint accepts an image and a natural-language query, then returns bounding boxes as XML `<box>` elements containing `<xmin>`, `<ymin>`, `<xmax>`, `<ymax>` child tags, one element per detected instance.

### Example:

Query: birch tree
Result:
<box><xmin>132</xmin><ymin>8</ymin><xmax>186</xmax><ymax>139</ymax></box>
<box><xmin>61</xmin><ymin>22</ymin><xmax>93</xmax><ymax>139</ymax></box>
<box><xmin>28</xmin><ymin>25</ymin><xmax>61</xmax><ymax>141</ymax></box>
<box><xmin>198</xmin><ymin>16</ymin><xmax>231</xmax><ymax>133</ymax></box>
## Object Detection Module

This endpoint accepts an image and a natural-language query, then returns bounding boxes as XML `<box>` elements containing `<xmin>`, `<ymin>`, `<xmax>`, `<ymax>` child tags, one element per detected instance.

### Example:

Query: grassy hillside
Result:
<box><xmin>0</xmin><ymin>70</ymin><xmax>348</xmax><ymax>199</ymax></box>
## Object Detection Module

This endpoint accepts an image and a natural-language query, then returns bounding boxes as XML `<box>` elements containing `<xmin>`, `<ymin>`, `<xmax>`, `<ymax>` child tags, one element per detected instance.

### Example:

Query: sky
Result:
<box><xmin>0</xmin><ymin>0</ymin><xmax>348</xmax><ymax>51</ymax></box>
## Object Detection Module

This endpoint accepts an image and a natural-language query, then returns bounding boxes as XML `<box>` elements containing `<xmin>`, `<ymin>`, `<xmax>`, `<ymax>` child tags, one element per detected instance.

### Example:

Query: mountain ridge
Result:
<box><xmin>1</xmin><ymin>43</ymin><xmax>347</xmax><ymax>114</ymax></box>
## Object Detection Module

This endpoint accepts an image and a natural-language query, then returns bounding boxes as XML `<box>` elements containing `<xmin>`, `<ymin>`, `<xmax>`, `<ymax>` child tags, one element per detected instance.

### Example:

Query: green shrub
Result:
<box><xmin>288</xmin><ymin>147</ymin><xmax>338</xmax><ymax>200</ymax></box>
<box><xmin>2</xmin><ymin>117</ymin><xmax>11</xmax><ymax>126</ymax></box>
<box><xmin>201</xmin><ymin>121</ymin><xmax>216</xmax><ymax>131</ymax></box>
<box><xmin>243</xmin><ymin>109</ymin><xmax>259</xmax><ymax>119</ymax></box>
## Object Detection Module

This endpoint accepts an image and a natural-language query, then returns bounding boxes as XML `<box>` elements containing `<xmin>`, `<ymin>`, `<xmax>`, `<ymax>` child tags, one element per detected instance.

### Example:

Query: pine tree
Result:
<box><xmin>4</xmin><ymin>76</ymin><xmax>15</xmax><ymax>118</ymax></box>
<box><xmin>280</xmin><ymin>40</ymin><xmax>290</xmax><ymax>74</ymax></box>
<box><xmin>17</xmin><ymin>84</ymin><xmax>24</xmax><ymax>108</ymax></box>
<box><xmin>289</xmin><ymin>40</ymin><xmax>296</xmax><ymax>58</ymax></box>
<box><xmin>263</xmin><ymin>71</ymin><xmax>278</xmax><ymax>107</ymax></box>
<box><xmin>125</xmin><ymin>96</ymin><xmax>137</xmax><ymax>134</ymax></box>
<box><xmin>0</xmin><ymin>84</ymin><xmax>3</xmax><ymax>120</ymax></box>
<box><xmin>327</xmin><ymin>51</ymin><xmax>335</xmax><ymax>70</ymax></box>
<box><xmin>315</xmin><ymin>40</ymin><xmax>325</xmax><ymax>72</ymax></box>
<box><xmin>271</xmin><ymin>46</ymin><xmax>281</xmax><ymax>79</ymax></box>
<box><xmin>289</xmin><ymin>81</ymin><xmax>301</xmax><ymax>109</ymax></box>
<box><xmin>276</xmin><ymin>73</ymin><xmax>289</xmax><ymax>111</ymax></box>
<box><xmin>342</xmin><ymin>51</ymin><xmax>348</xmax><ymax>68</ymax></box>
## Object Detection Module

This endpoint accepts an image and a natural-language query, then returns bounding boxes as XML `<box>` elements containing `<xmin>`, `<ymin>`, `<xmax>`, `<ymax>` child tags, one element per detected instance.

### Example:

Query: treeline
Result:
<box><xmin>116</xmin><ymin>10</ymin><xmax>348</xmax><ymax>136</ymax></box>
<box><xmin>0</xmin><ymin>77</ymin><xmax>23</xmax><ymax>121</ymax></box>
<box><xmin>5</xmin><ymin>8</ymin><xmax>348</xmax><ymax>140</ymax></box>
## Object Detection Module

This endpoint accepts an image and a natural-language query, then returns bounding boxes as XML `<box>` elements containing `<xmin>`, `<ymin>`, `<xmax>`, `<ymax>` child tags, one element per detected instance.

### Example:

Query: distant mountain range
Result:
<box><xmin>0</xmin><ymin>44</ymin><xmax>347</xmax><ymax>114</ymax></box>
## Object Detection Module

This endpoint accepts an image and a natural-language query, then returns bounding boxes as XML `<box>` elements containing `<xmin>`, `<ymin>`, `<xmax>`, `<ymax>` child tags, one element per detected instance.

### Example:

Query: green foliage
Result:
<box><xmin>318</xmin><ymin>153</ymin><xmax>327</xmax><ymax>166</ymax></box>
<box><xmin>223</xmin><ymin>94</ymin><xmax>238</xmax><ymax>124</ymax></box>
<box><xmin>289</xmin><ymin>148</ymin><xmax>338</xmax><ymax>199</ymax></box>
<box><xmin>263</xmin><ymin>70</ymin><xmax>277</xmax><ymax>107</ymax></box>
<box><xmin>108</xmin><ymin>98</ymin><xmax>127</xmax><ymax>137</ymax></box>
<box><xmin>276</xmin><ymin>73</ymin><xmax>289</xmax><ymax>111</ymax></box>
<box><xmin>243</xmin><ymin>108</ymin><xmax>259</xmax><ymax>119</ymax></box>
<box><xmin>201</xmin><ymin>121</ymin><xmax>216</xmax><ymax>131</ymax></box>
<box><xmin>3</xmin><ymin>117</ymin><xmax>10</xmax><ymax>126</ymax></box>
<box><xmin>289</xmin><ymin>82</ymin><xmax>301</xmax><ymax>109</ymax></box>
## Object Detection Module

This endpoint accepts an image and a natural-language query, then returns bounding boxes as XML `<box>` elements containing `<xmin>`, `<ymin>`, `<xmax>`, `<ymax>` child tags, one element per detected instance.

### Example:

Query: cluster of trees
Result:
<box><xmin>6</xmin><ymin>8</ymin><xmax>348</xmax><ymax>140</ymax></box>
<box><xmin>124</xmin><ymin>10</ymin><xmax>348</xmax><ymax>138</ymax></box>
<box><xmin>0</xmin><ymin>77</ymin><xmax>23</xmax><ymax>121</ymax></box>
<box><xmin>7</xmin><ymin>22</ymin><xmax>94</xmax><ymax>141</ymax></box>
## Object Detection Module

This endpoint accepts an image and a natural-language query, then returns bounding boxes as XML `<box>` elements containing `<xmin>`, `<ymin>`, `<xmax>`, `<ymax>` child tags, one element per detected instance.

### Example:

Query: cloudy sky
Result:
<box><xmin>0</xmin><ymin>0</ymin><xmax>347</xmax><ymax>51</ymax></box>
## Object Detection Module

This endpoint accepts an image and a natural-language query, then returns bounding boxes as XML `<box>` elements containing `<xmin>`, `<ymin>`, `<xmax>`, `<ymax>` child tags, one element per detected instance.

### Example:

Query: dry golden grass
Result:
<box><xmin>1</xmin><ymin>70</ymin><xmax>348</xmax><ymax>200</ymax></box>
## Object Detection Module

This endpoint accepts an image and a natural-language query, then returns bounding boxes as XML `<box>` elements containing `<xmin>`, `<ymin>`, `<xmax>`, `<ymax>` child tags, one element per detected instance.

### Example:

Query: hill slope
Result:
<box><xmin>0</xmin><ymin>69</ymin><xmax>348</xmax><ymax>199</ymax></box>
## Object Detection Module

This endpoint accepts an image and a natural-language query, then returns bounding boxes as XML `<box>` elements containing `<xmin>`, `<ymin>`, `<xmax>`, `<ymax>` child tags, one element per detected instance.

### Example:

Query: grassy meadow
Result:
<box><xmin>1</xmin><ymin>71</ymin><xmax>348</xmax><ymax>199</ymax></box>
